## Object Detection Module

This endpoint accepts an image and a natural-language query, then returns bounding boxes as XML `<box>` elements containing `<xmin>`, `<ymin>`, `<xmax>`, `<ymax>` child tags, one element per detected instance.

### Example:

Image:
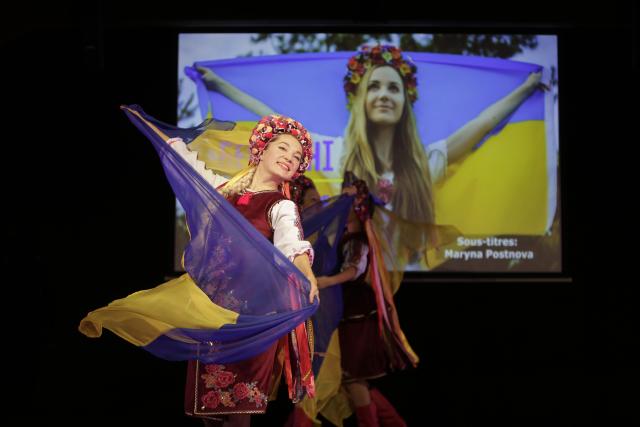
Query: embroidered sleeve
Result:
<box><xmin>340</xmin><ymin>239</ymin><xmax>369</xmax><ymax>279</ymax></box>
<box><xmin>426</xmin><ymin>138</ymin><xmax>447</xmax><ymax>184</ymax></box>
<box><xmin>167</xmin><ymin>137</ymin><xmax>229</xmax><ymax>190</ymax></box>
<box><xmin>270</xmin><ymin>199</ymin><xmax>314</xmax><ymax>265</ymax></box>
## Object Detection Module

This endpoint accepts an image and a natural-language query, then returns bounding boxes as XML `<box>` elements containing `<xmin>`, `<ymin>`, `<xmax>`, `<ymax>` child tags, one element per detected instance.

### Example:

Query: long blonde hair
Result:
<box><xmin>342</xmin><ymin>66</ymin><xmax>435</xmax><ymax>226</ymax></box>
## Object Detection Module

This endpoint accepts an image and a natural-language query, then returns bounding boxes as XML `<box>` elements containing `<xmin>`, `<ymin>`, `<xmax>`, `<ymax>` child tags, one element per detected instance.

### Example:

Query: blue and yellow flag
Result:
<box><xmin>79</xmin><ymin>105</ymin><xmax>320</xmax><ymax>365</ymax></box>
<box><xmin>185</xmin><ymin>52</ymin><xmax>557</xmax><ymax>236</ymax></box>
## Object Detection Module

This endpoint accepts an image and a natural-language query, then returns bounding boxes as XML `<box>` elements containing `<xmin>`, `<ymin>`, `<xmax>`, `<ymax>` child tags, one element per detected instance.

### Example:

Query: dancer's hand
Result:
<box><xmin>308</xmin><ymin>276</ymin><xmax>319</xmax><ymax>303</ymax></box>
<box><xmin>293</xmin><ymin>253</ymin><xmax>319</xmax><ymax>303</ymax></box>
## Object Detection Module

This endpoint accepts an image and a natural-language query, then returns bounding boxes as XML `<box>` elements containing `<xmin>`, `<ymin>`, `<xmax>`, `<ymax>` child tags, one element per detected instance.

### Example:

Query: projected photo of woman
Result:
<box><xmin>194</xmin><ymin>44</ymin><xmax>547</xmax><ymax>273</ymax></box>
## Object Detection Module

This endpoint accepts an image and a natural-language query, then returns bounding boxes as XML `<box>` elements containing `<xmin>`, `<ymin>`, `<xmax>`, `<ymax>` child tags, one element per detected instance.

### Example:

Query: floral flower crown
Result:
<box><xmin>343</xmin><ymin>44</ymin><xmax>418</xmax><ymax>109</ymax></box>
<box><xmin>248</xmin><ymin>114</ymin><xmax>313</xmax><ymax>176</ymax></box>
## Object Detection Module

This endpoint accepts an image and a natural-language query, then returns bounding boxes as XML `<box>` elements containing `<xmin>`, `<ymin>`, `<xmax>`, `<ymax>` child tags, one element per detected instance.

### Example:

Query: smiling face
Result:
<box><xmin>365</xmin><ymin>65</ymin><xmax>406</xmax><ymax>126</ymax></box>
<box><xmin>260</xmin><ymin>133</ymin><xmax>303</xmax><ymax>182</ymax></box>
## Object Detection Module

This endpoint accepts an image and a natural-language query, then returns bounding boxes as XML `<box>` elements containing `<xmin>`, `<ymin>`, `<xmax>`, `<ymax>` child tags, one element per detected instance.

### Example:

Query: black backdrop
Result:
<box><xmin>3</xmin><ymin>1</ymin><xmax>636</xmax><ymax>425</ymax></box>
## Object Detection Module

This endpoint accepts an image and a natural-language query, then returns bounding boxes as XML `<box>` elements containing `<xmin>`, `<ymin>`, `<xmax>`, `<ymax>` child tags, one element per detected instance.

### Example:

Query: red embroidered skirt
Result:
<box><xmin>184</xmin><ymin>337</ymin><xmax>285</xmax><ymax>418</ymax></box>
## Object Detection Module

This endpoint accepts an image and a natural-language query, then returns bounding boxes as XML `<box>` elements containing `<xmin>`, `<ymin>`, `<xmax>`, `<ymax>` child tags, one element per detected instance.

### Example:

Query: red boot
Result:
<box><xmin>370</xmin><ymin>388</ymin><xmax>407</xmax><ymax>427</ymax></box>
<box><xmin>285</xmin><ymin>406</ymin><xmax>313</xmax><ymax>427</ymax></box>
<box><xmin>355</xmin><ymin>401</ymin><xmax>380</xmax><ymax>427</ymax></box>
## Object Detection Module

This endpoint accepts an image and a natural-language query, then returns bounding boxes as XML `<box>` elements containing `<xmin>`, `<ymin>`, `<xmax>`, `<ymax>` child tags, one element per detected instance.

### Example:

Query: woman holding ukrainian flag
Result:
<box><xmin>195</xmin><ymin>45</ymin><xmax>546</xmax><ymax>269</ymax></box>
<box><xmin>80</xmin><ymin>110</ymin><xmax>320</xmax><ymax>426</ymax></box>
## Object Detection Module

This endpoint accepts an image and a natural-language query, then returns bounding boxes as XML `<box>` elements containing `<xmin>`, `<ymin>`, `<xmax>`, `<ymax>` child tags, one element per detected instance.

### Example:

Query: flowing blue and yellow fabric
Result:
<box><xmin>79</xmin><ymin>105</ymin><xmax>320</xmax><ymax>365</ymax></box>
<box><xmin>183</xmin><ymin>50</ymin><xmax>556</xmax><ymax>425</ymax></box>
<box><xmin>185</xmin><ymin>51</ymin><xmax>556</xmax><ymax>236</ymax></box>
